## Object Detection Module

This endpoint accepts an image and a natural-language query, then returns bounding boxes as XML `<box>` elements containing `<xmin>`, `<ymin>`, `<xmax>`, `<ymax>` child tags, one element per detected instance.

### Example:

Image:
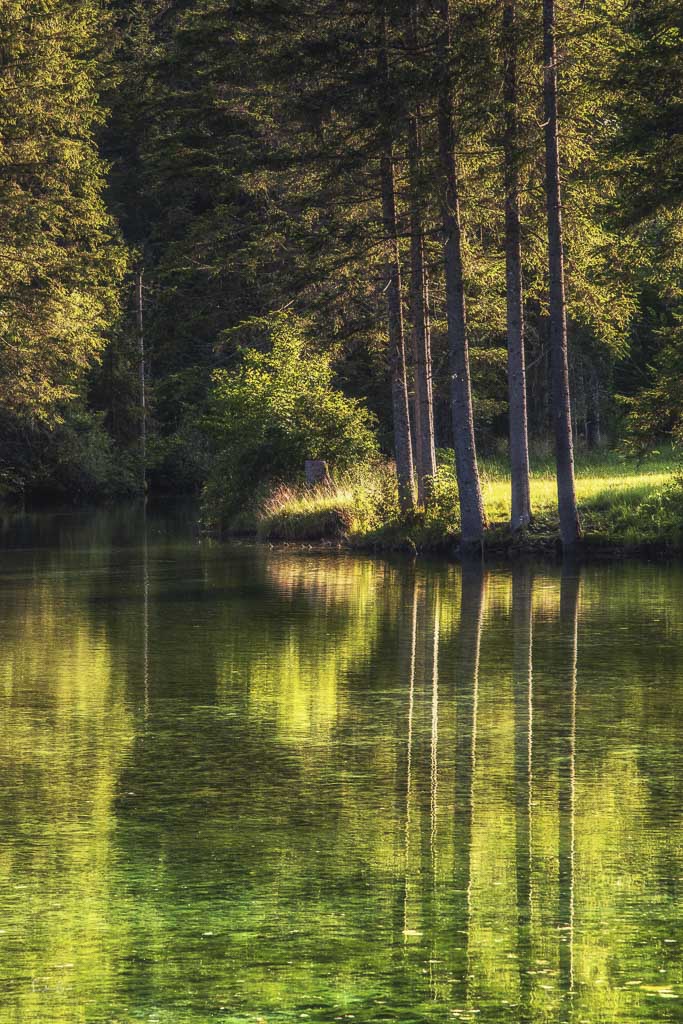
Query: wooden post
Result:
<box><xmin>305</xmin><ymin>460</ymin><xmax>331</xmax><ymax>487</ymax></box>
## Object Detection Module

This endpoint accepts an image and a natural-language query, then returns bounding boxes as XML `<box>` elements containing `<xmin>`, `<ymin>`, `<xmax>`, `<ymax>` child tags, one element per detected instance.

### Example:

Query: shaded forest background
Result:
<box><xmin>0</xmin><ymin>0</ymin><xmax>680</xmax><ymax>505</ymax></box>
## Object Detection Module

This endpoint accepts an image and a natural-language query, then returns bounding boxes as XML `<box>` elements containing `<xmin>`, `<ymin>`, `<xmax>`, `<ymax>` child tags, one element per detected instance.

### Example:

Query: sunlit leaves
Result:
<box><xmin>0</xmin><ymin>1</ymin><xmax>126</xmax><ymax>421</ymax></box>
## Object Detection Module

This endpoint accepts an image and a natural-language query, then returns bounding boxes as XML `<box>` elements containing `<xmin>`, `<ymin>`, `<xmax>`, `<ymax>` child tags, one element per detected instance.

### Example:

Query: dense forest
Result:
<box><xmin>1</xmin><ymin>0</ymin><xmax>681</xmax><ymax>550</ymax></box>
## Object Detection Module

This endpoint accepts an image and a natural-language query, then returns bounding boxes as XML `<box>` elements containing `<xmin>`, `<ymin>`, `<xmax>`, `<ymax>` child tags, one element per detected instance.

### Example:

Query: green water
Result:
<box><xmin>0</xmin><ymin>505</ymin><xmax>680</xmax><ymax>1024</ymax></box>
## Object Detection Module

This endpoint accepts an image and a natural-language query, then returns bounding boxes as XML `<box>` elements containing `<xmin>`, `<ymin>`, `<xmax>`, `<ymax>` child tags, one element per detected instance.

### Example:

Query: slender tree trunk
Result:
<box><xmin>378</xmin><ymin>10</ymin><xmax>415</xmax><ymax>512</ymax></box>
<box><xmin>503</xmin><ymin>0</ymin><xmax>532</xmax><ymax>532</ymax></box>
<box><xmin>136</xmin><ymin>266</ymin><xmax>147</xmax><ymax>493</ymax></box>
<box><xmin>407</xmin><ymin>0</ymin><xmax>437</xmax><ymax>505</ymax></box>
<box><xmin>435</xmin><ymin>0</ymin><xmax>485</xmax><ymax>549</ymax></box>
<box><xmin>586</xmin><ymin>365</ymin><xmax>601</xmax><ymax>448</ymax></box>
<box><xmin>543</xmin><ymin>0</ymin><xmax>580</xmax><ymax>548</ymax></box>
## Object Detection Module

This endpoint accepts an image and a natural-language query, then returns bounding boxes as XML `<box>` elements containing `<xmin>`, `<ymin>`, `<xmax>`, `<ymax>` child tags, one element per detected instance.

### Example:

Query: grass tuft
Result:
<box><xmin>257</xmin><ymin>484</ymin><xmax>357</xmax><ymax>541</ymax></box>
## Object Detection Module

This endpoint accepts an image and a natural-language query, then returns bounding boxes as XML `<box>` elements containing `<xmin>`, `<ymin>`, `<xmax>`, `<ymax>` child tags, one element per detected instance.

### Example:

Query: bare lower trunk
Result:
<box><xmin>136</xmin><ymin>267</ymin><xmax>147</xmax><ymax>493</ymax></box>
<box><xmin>407</xmin><ymin>1</ymin><xmax>437</xmax><ymax>505</ymax></box>
<box><xmin>503</xmin><ymin>0</ymin><xmax>532</xmax><ymax>532</ymax></box>
<box><xmin>378</xmin><ymin>10</ymin><xmax>415</xmax><ymax>512</ymax></box>
<box><xmin>408</xmin><ymin>128</ymin><xmax>437</xmax><ymax>504</ymax></box>
<box><xmin>586</xmin><ymin>366</ymin><xmax>601</xmax><ymax>448</ymax></box>
<box><xmin>543</xmin><ymin>0</ymin><xmax>580</xmax><ymax>549</ymax></box>
<box><xmin>436</xmin><ymin>0</ymin><xmax>485</xmax><ymax>548</ymax></box>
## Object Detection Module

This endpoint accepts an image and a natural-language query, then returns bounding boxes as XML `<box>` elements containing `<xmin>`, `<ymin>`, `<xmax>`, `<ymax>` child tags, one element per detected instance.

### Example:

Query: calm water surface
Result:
<box><xmin>0</xmin><ymin>505</ymin><xmax>680</xmax><ymax>1023</ymax></box>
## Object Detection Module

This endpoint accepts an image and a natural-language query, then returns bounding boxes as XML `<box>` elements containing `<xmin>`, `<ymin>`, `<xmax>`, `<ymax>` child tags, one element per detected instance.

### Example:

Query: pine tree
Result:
<box><xmin>405</xmin><ymin>0</ymin><xmax>437</xmax><ymax>505</ymax></box>
<box><xmin>378</xmin><ymin>4</ymin><xmax>415</xmax><ymax>511</ymax></box>
<box><xmin>502</xmin><ymin>0</ymin><xmax>532</xmax><ymax>531</ymax></box>
<box><xmin>542</xmin><ymin>0</ymin><xmax>580</xmax><ymax>549</ymax></box>
<box><xmin>0</xmin><ymin>0</ymin><xmax>125</xmax><ymax>421</ymax></box>
<box><xmin>435</xmin><ymin>0</ymin><xmax>486</xmax><ymax>548</ymax></box>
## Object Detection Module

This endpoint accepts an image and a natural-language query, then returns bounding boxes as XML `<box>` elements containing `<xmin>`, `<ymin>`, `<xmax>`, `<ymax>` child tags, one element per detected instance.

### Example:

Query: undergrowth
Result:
<box><xmin>220</xmin><ymin>449</ymin><xmax>683</xmax><ymax>555</ymax></box>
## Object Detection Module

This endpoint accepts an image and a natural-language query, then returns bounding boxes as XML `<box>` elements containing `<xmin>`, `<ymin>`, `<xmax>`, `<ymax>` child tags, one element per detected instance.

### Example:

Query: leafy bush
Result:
<box><xmin>582</xmin><ymin>472</ymin><xmax>683</xmax><ymax>550</ymax></box>
<box><xmin>203</xmin><ymin>314</ymin><xmax>378</xmax><ymax>525</ymax></box>
<box><xmin>147</xmin><ymin>369</ymin><xmax>211</xmax><ymax>493</ymax></box>
<box><xmin>0</xmin><ymin>405</ymin><xmax>139</xmax><ymax>502</ymax></box>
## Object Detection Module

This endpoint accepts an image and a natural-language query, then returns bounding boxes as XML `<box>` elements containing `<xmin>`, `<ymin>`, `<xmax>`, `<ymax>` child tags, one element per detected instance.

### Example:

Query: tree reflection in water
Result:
<box><xmin>0</xmin><ymin>508</ymin><xmax>679</xmax><ymax>1023</ymax></box>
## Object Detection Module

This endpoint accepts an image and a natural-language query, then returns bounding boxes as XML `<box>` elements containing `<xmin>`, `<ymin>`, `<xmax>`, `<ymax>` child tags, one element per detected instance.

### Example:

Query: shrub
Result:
<box><xmin>147</xmin><ymin>368</ymin><xmax>211</xmax><ymax>493</ymax></box>
<box><xmin>203</xmin><ymin>314</ymin><xmax>378</xmax><ymax>525</ymax></box>
<box><xmin>0</xmin><ymin>404</ymin><xmax>138</xmax><ymax>502</ymax></box>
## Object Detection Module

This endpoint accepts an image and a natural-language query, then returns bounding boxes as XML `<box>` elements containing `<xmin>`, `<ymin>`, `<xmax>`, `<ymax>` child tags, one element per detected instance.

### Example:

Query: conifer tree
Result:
<box><xmin>405</xmin><ymin>0</ymin><xmax>437</xmax><ymax>505</ymax></box>
<box><xmin>502</xmin><ymin>0</ymin><xmax>532</xmax><ymax>531</ymax></box>
<box><xmin>378</xmin><ymin>5</ymin><xmax>415</xmax><ymax>511</ymax></box>
<box><xmin>0</xmin><ymin>0</ymin><xmax>125</xmax><ymax>421</ymax></box>
<box><xmin>435</xmin><ymin>0</ymin><xmax>486</xmax><ymax>548</ymax></box>
<box><xmin>542</xmin><ymin>0</ymin><xmax>580</xmax><ymax>549</ymax></box>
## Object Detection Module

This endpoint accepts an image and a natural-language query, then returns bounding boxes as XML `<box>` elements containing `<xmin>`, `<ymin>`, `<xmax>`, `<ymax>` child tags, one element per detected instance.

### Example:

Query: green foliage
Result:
<box><xmin>254</xmin><ymin>461</ymin><xmax>401</xmax><ymax>542</ymax></box>
<box><xmin>203</xmin><ymin>314</ymin><xmax>379</xmax><ymax>523</ymax></box>
<box><xmin>0</xmin><ymin>405</ymin><xmax>138</xmax><ymax>502</ymax></box>
<box><xmin>0</xmin><ymin>0</ymin><xmax>678</xmax><ymax>511</ymax></box>
<box><xmin>244</xmin><ymin>450</ymin><xmax>683</xmax><ymax>554</ymax></box>
<box><xmin>607</xmin><ymin>0</ymin><xmax>683</xmax><ymax>221</ymax></box>
<box><xmin>0</xmin><ymin>0</ymin><xmax>127</xmax><ymax>422</ymax></box>
<box><xmin>257</xmin><ymin>485</ymin><xmax>358</xmax><ymax>542</ymax></box>
<box><xmin>44</xmin><ymin>408</ymin><xmax>139</xmax><ymax>499</ymax></box>
<box><xmin>147</xmin><ymin>369</ymin><xmax>212</xmax><ymax>492</ymax></box>
<box><xmin>618</xmin><ymin>213</ymin><xmax>683</xmax><ymax>452</ymax></box>
<box><xmin>581</xmin><ymin>474</ymin><xmax>683</xmax><ymax>552</ymax></box>
<box><xmin>621</xmin><ymin>317</ymin><xmax>683</xmax><ymax>454</ymax></box>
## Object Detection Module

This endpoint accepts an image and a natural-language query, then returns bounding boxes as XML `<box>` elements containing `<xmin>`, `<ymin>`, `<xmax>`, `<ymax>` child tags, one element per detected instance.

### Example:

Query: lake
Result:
<box><xmin>0</xmin><ymin>504</ymin><xmax>680</xmax><ymax>1023</ymax></box>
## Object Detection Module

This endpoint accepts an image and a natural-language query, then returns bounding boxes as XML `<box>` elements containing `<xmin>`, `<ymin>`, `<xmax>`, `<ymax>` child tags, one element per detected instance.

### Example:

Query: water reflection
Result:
<box><xmin>512</xmin><ymin>564</ymin><xmax>533</xmax><ymax>1024</ymax></box>
<box><xmin>558</xmin><ymin>566</ymin><xmax>579</xmax><ymax>1018</ymax></box>
<box><xmin>0</xmin><ymin>507</ymin><xmax>680</xmax><ymax>1022</ymax></box>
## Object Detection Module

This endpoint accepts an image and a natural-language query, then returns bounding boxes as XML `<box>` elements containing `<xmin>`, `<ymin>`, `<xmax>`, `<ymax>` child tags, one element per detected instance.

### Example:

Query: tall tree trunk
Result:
<box><xmin>407</xmin><ymin>0</ymin><xmax>437</xmax><ymax>505</ymax></box>
<box><xmin>378</xmin><ymin>10</ymin><xmax>415</xmax><ymax>513</ymax></box>
<box><xmin>542</xmin><ymin>0</ymin><xmax>580</xmax><ymax>548</ymax></box>
<box><xmin>503</xmin><ymin>0</ymin><xmax>532</xmax><ymax>532</ymax></box>
<box><xmin>136</xmin><ymin>266</ymin><xmax>147</xmax><ymax>493</ymax></box>
<box><xmin>435</xmin><ymin>0</ymin><xmax>485</xmax><ymax>549</ymax></box>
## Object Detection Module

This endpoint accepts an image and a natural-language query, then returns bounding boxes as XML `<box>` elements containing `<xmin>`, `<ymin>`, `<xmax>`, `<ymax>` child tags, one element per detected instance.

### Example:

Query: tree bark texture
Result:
<box><xmin>543</xmin><ymin>0</ymin><xmax>581</xmax><ymax>548</ymax></box>
<box><xmin>136</xmin><ymin>266</ymin><xmax>147</xmax><ymax>493</ymax></box>
<box><xmin>407</xmin><ymin>0</ymin><xmax>437</xmax><ymax>504</ymax></box>
<box><xmin>503</xmin><ymin>0</ymin><xmax>532</xmax><ymax>531</ymax></box>
<box><xmin>378</xmin><ymin>9</ymin><xmax>415</xmax><ymax>512</ymax></box>
<box><xmin>436</xmin><ymin>0</ymin><xmax>485</xmax><ymax>547</ymax></box>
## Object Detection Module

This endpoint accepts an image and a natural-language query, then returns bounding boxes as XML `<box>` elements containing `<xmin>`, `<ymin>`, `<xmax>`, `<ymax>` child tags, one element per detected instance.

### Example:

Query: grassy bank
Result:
<box><xmin>225</xmin><ymin>451</ymin><xmax>683</xmax><ymax>557</ymax></box>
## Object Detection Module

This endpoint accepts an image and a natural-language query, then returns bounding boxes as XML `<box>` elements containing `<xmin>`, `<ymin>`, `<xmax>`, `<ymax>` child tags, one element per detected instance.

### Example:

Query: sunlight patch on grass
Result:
<box><xmin>250</xmin><ymin>450</ymin><xmax>683</xmax><ymax>552</ymax></box>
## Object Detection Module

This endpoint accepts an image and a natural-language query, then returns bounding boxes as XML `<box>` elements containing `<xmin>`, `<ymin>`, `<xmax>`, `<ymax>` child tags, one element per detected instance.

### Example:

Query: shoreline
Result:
<box><xmin>215</xmin><ymin>454</ymin><xmax>683</xmax><ymax>563</ymax></box>
<box><xmin>220</xmin><ymin>523</ymin><xmax>683</xmax><ymax>564</ymax></box>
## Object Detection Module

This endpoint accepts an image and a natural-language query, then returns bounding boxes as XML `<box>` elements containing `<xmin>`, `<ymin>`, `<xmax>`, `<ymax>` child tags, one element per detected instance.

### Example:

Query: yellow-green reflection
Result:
<box><xmin>0</xmin><ymin>507</ymin><xmax>680</xmax><ymax>1023</ymax></box>
<box><xmin>0</xmin><ymin>551</ymin><xmax>136</xmax><ymax>1022</ymax></box>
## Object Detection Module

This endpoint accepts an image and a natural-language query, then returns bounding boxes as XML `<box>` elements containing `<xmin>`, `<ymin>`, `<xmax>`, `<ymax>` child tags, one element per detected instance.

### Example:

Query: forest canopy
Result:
<box><xmin>0</xmin><ymin>0</ymin><xmax>680</xmax><ymax>542</ymax></box>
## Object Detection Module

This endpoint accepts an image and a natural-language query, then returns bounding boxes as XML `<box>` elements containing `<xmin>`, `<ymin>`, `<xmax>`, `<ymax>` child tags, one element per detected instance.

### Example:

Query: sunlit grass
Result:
<box><xmin>249</xmin><ymin>449</ymin><xmax>683</xmax><ymax>551</ymax></box>
<box><xmin>479</xmin><ymin>451</ymin><xmax>679</xmax><ymax>523</ymax></box>
<box><xmin>258</xmin><ymin>485</ymin><xmax>355</xmax><ymax>540</ymax></box>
